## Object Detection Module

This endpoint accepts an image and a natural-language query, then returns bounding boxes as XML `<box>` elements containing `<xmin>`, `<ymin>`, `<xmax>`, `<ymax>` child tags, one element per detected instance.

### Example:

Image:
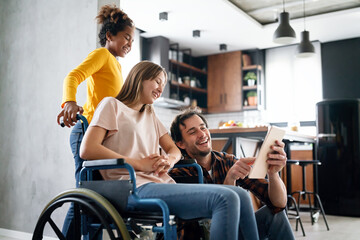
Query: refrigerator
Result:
<box><xmin>316</xmin><ymin>99</ymin><xmax>360</xmax><ymax>216</ymax></box>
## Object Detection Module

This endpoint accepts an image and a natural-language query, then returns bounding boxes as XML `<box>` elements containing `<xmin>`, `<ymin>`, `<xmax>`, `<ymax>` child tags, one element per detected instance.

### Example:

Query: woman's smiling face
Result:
<box><xmin>140</xmin><ymin>71</ymin><xmax>167</xmax><ymax>104</ymax></box>
<box><xmin>106</xmin><ymin>25</ymin><xmax>135</xmax><ymax>58</ymax></box>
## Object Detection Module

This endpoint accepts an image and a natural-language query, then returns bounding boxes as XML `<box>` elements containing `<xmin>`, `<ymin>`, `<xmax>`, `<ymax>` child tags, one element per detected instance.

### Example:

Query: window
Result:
<box><xmin>265</xmin><ymin>42</ymin><xmax>322</xmax><ymax>123</ymax></box>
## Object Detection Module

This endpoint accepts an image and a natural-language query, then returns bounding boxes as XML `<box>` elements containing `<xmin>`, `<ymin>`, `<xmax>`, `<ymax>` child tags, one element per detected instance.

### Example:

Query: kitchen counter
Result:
<box><xmin>210</xmin><ymin>127</ymin><xmax>315</xmax><ymax>145</ymax></box>
<box><xmin>210</xmin><ymin>126</ymin><xmax>317</xmax><ymax>194</ymax></box>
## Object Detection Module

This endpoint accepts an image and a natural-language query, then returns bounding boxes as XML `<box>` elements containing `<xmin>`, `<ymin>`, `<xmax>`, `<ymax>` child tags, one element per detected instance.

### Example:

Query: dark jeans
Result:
<box><xmin>62</xmin><ymin>121</ymin><xmax>95</xmax><ymax>239</ymax></box>
<box><xmin>255</xmin><ymin>206</ymin><xmax>295</xmax><ymax>240</ymax></box>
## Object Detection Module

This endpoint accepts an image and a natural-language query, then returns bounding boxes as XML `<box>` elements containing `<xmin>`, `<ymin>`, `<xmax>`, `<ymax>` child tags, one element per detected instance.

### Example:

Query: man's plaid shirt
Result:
<box><xmin>169</xmin><ymin>150</ymin><xmax>284</xmax><ymax>213</ymax></box>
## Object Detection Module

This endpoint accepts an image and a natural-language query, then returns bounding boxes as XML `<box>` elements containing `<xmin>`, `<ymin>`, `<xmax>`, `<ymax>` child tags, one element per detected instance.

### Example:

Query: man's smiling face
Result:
<box><xmin>177</xmin><ymin>115</ymin><xmax>212</xmax><ymax>158</ymax></box>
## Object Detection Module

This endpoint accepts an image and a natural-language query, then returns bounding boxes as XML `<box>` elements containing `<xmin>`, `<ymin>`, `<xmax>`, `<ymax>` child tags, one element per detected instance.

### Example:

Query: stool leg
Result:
<box><xmin>294</xmin><ymin>200</ymin><xmax>306</xmax><ymax>237</ymax></box>
<box><xmin>287</xmin><ymin>195</ymin><xmax>306</xmax><ymax>237</ymax></box>
<box><xmin>314</xmin><ymin>193</ymin><xmax>330</xmax><ymax>231</ymax></box>
<box><xmin>306</xmin><ymin>192</ymin><xmax>315</xmax><ymax>225</ymax></box>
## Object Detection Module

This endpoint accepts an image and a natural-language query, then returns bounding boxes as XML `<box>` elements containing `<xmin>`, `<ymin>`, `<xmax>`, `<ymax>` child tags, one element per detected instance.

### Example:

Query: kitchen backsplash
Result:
<box><xmin>154</xmin><ymin>106</ymin><xmax>316</xmax><ymax>136</ymax></box>
<box><xmin>154</xmin><ymin>106</ymin><xmax>265</xmax><ymax>131</ymax></box>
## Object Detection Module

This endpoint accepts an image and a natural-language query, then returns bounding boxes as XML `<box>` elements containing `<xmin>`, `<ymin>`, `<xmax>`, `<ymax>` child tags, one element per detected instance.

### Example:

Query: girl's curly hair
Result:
<box><xmin>96</xmin><ymin>5</ymin><xmax>134</xmax><ymax>47</ymax></box>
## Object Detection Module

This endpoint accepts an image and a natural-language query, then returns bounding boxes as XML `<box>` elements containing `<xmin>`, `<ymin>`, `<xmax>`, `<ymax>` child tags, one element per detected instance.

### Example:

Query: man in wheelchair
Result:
<box><xmin>169</xmin><ymin>109</ymin><xmax>295</xmax><ymax>240</ymax></box>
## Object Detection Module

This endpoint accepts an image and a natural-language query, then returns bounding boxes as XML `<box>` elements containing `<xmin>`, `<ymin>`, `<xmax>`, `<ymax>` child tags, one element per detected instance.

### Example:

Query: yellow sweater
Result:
<box><xmin>61</xmin><ymin>48</ymin><xmax>123</xmax><ymax>123</ymax></box>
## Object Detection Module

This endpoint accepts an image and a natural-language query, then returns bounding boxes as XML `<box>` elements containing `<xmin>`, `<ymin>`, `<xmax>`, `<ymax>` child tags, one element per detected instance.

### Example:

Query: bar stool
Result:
<box><xmin>287</xmin><ymin>160</ymin><xmax>330</xmax><ymax>231</ymax></box>
<box><xmin>286</xmin><ymin>194</ymin><xmax>306</xmax><ymax>236</ymax></box>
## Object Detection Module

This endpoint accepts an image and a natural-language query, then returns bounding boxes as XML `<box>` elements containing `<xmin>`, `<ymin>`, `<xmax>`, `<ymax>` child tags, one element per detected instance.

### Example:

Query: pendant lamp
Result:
<box><xmin>273</xmin><ymin>0</ymin><xmax>296</xmax><ymax>44</ymax></box>
<box><xmin>296</xmin><ymin>0</ymin><xmax>315</xmax><ymax>57</ymax></box>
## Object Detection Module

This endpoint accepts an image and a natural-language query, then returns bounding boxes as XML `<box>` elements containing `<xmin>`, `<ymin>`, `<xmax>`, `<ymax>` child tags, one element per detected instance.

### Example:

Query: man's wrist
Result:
<box><xmin>223</xmin><ymin>176</ymin><xmax>236</xmax><ymax>185</ymax></box>
<box><xmin>268</xmin><ymin>171</ymin><xmax>281</xmax><ymax>181</ymax></box>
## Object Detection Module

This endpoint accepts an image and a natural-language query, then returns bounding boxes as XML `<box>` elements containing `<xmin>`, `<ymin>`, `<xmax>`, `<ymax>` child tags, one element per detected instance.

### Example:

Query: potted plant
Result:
<box><xmin>246</xmin><ymin>91</ymin><xmax>257</xmax><ymax>106</ymax></box>
<box><xmin>244</xmin><ymin>72</ymin><xmax>257</xmax><ymax>86</ymax></box>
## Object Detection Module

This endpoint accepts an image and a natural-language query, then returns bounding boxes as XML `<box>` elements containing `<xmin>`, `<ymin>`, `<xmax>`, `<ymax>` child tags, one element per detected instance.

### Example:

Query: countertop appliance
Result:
<box><xmin>316</xmin><ymin>99</ymin><xmax>360</xmax><ymax>216</ymax></box>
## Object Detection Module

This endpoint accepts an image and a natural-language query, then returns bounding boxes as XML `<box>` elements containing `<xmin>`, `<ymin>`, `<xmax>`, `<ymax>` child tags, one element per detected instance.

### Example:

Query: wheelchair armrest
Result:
<box><xmin>82</xmin><ymin>158</ymin><xmax>125</xmax><ymax>168</ymax></box>
<box><xmin>172</xmin><ymin>159</ymin><xmax>204</xmax><ymax>184</ymax></box>
<box><xmin>174</xmin><ymin>159</ymin><xmax>196</xmax><ymax>166</ymax></box>
<box><xmin>80</xmin><ymin>158</ymin><xmax>137</xmax><ymax>191</ymax></box>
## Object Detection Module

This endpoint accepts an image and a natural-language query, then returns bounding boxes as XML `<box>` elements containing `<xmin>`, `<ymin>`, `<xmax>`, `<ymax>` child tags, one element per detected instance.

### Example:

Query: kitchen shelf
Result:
<box><xmin>241</xmin><ymin>49</ymin><xmax>265</xmax><ymax>111</ymax></box>
<box><xmin>242</xmin><ymin>105</ymin><xmax>258</xmax><ymax>110</ymax></box>
<box><xmin>170</xmin><ymin>81</ymin><xmax>207</xmax><ymax>93</ymax></box>
<box><xmin>170</xmin><ymin>59</ymin><xmax>207</xmax><ymax>75</ymax></box>
<box><xmin>242</xmin><ymin>85</ymin><xmax>257</xmax><ymax>91</ymax></box>
<box><xmin>243</xmin><ymin>65</ymin><xmax>262</xmax><ymax>71</ymax></box>
<box><xmin>168</xmin><ymin>44</ymin><xmax>208</xmax><ymax>109</ymax></box>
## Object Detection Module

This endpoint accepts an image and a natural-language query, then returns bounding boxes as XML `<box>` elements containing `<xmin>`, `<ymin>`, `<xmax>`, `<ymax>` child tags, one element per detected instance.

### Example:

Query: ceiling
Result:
<box><xmin>121</xmin><ymin>0</ymin><xmax>360</xmax><ymax>56</ymax></box>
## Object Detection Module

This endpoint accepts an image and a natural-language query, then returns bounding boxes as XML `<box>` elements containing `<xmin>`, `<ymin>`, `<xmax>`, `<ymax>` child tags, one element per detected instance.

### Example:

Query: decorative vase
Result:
<box><xmin>248</xmin><ymin>96</ymin><xmax>257</xmax><ymax>106</ymax></box>
<box><xmin>247</xmin><ymin>79</ymin><xmax>256</xmax><ymax>86</ymax></box>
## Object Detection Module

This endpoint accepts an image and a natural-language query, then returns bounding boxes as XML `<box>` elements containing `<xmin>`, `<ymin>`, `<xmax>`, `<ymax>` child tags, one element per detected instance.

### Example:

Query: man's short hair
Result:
<box><xmin>170</xmin><ymin>108</ymin><xmax>209</xmax><ymax>143</ymax></box>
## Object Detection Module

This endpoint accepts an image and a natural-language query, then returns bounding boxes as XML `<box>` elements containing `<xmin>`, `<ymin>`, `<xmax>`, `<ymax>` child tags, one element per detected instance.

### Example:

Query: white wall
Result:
<box><xmin>0</xmin><ymin>0</ymin><xmax>97</xmax><ymax>234</ymax></box>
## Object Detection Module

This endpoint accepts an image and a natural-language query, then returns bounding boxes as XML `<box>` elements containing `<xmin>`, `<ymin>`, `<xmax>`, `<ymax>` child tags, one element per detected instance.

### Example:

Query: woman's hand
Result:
<box><xmin>153</xmin><ymin>155</ymin><xmax>172</xmax><ymax>176</ymax></box>
<box><xmin>134</xmin><ymin>154</ymin><xmax>170</xmax><ymax>176</ymax></box>
<box><xmin>57</xmin><ymin>101</ymin><xmax>84</xmax><ymax>127</ymax></box>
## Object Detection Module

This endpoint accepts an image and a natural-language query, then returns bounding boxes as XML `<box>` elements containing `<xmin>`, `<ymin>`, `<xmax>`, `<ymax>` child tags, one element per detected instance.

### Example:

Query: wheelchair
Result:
<box><xmin>32</xmin><ymin>115</ymin><xmax>204</xmax><ymax>240</ymax></box>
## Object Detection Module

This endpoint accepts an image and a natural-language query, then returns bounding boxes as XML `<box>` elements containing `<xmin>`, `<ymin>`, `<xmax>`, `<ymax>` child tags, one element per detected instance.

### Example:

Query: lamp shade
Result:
<box><xmin>273</xmin><ymin>12</ymin><xmax>296</xmax><ymax>44</ymax></box>
<box><xmin>296</xmin><ymin>30</ymin><xmax>315</xmax><ymax>57</ymax></box>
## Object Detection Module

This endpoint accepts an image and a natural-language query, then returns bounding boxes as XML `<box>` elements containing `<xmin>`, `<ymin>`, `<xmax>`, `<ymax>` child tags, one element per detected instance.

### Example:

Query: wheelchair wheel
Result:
<box><xmin>33</xmin><ymin>188</ymin><xmax>131</xmax><ymax>240</ymax></box>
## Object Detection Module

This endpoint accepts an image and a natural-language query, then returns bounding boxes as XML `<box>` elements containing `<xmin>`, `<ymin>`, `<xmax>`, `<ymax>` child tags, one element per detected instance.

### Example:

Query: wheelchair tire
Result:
<box><xmin>32</xmin><ymin>188</ymin><xmax>131</xmax><ymax>240</ymax></box>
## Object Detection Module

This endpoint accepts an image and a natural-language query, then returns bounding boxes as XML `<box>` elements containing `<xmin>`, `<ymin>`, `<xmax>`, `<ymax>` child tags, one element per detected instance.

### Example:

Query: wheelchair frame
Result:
<box><xmin>33</xmin><ymin>115</ymin><xmax>204</xmax><ymax>240</ymax></box>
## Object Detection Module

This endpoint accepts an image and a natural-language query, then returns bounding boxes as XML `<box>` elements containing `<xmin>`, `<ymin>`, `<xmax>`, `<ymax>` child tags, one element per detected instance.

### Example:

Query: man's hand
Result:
<box><xmin>267</xmin><ymin>140</ymin><xmax>287</xmax><ymax>175</ymax></box>
<box><xmin>57</xmin><ymin>101</ymin><xmax>84</xmax><ymax>127</ymax></box>
<box><xmin>223</xmin><ymin>157</ymin><xmax>255</xmax><ymax>185</ymax></box>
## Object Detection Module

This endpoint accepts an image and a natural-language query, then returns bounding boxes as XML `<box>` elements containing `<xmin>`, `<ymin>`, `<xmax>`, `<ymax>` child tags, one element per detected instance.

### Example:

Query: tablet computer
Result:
<box><xmin>248</xmin><ymin>126</ymin><xmax>286</xmax><ymax>179</ymax></box>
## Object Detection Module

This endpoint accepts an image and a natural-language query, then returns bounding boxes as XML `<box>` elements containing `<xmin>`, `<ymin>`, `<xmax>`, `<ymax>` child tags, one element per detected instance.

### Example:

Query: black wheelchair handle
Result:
<box><xmin>60</xmin><ymin>114</ymin><xmax>82</xmax><ymax>128</ymax></box>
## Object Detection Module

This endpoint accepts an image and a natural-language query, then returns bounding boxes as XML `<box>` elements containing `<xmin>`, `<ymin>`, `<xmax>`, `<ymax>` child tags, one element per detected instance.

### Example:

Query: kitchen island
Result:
<box><xmin>209</xmin><ymin>126</ymin><xmax>317</xmax><ymax>194</ymax></box>
<box><xmin>209</xmin><ymin>126</ymin><xmax>315</xmax><ymax>157</ymax></box>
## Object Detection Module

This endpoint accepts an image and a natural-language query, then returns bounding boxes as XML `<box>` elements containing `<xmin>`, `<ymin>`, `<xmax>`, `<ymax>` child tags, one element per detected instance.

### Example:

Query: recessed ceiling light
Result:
<box><xmin>193</xmin><ymin>30</ymin><xmax>200</xmax><ymax>38</ymax></box>
<box><xmin>220</xmin><ymin>44</ymin><xmax>227</xmax><ymax>51</ymax></box>
<box><xmin>159</xmin><ymin>12</ymin><xmax>168</xmax><ymax>21</ymax></box>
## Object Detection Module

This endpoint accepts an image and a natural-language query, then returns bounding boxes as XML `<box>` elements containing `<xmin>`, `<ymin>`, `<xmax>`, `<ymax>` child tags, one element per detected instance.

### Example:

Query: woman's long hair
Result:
<box><xmin>116</xmin><ymin>61</ymin><xmax>167</xmax><ymax>111</ymax></box>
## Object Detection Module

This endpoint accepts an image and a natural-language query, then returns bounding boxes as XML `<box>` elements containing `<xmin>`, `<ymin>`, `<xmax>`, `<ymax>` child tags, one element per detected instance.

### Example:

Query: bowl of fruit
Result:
<box><xmin>219</xmin><ymin>120</ymin><xmax>244</xmax><ymax>129</ymax></box>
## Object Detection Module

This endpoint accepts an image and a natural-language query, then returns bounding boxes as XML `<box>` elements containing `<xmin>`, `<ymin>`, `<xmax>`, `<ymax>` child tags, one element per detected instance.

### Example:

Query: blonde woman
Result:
<box><xmin>80</xmin><ymin>61</ymin><xmax>259</xmax><ymax>240</ymax></box>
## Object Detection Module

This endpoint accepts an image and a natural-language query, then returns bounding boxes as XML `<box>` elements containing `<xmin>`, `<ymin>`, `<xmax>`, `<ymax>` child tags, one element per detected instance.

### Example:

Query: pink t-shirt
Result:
<box><xmin>90</xmin><ymin>97</ymin><xmax>176</xmax><ymax>187</ymax></box>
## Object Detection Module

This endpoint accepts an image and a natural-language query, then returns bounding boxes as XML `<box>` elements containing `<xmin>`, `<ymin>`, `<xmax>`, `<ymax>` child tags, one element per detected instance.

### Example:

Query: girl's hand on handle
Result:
<box><xmin>57</xmin><ymin>101</ymin><xmax>84</xmax><ymax>127</ymax></box>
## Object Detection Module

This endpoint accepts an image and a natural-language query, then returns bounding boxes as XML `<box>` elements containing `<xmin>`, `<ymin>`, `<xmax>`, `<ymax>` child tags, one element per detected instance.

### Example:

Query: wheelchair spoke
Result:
<box><xmin>48</xmin><ymin>217</ymin><xmax>66</xmax><ymax>240</ymax></box>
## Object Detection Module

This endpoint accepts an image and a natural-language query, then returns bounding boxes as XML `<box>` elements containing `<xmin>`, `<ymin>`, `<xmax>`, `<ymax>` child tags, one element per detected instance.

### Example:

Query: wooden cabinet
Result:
<box><xmin>207</xmin><ymin>51</ymin><xmax>242</xmax><ymax>113</ymax></box>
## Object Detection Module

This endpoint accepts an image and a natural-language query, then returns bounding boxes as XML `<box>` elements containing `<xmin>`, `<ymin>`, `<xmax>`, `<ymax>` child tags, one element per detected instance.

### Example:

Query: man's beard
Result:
<box><xmin>195</xmin><ymin>148</ymin><xmax>211</xmax><ymax>157</ymax></box>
